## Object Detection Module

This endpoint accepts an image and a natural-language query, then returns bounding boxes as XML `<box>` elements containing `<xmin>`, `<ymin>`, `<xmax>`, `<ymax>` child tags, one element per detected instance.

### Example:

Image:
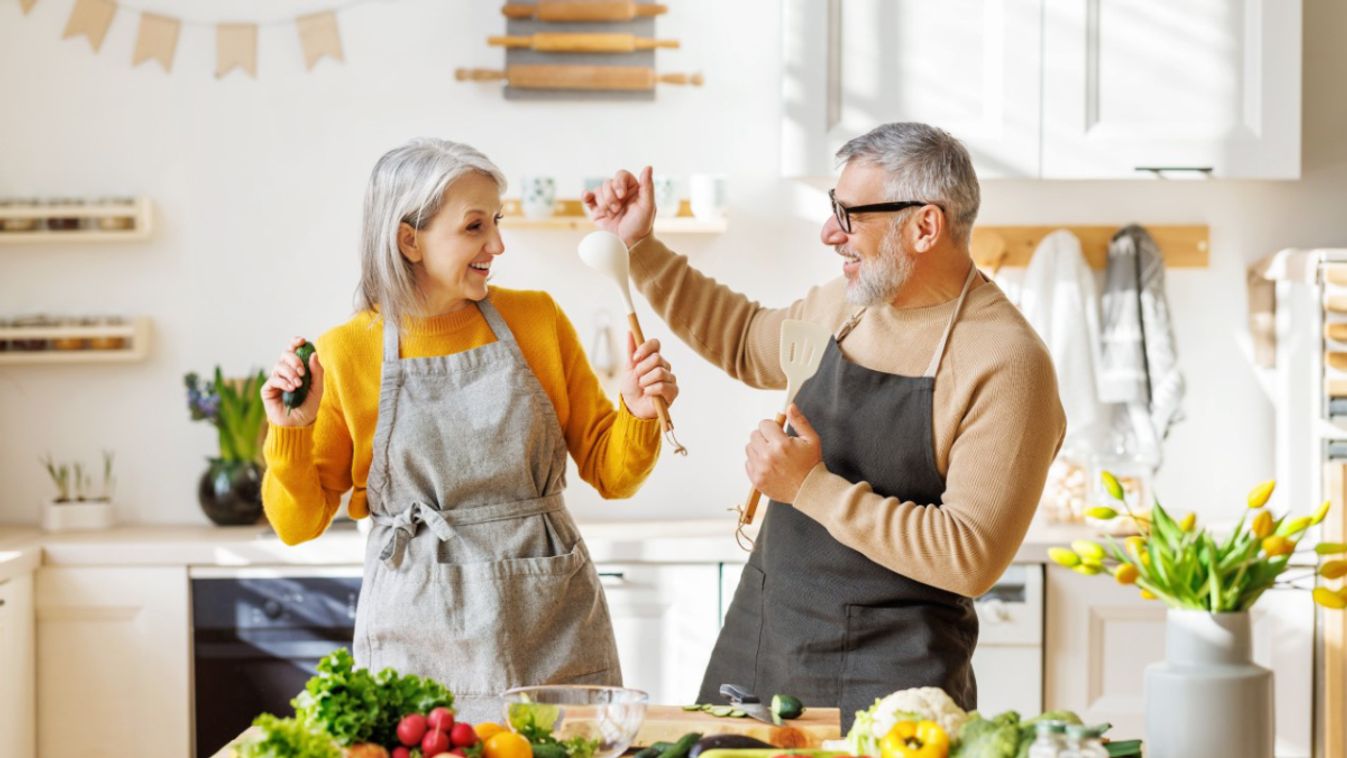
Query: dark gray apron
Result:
<box><xmin>699</xmin><ymin>269</ymin><xmax>980</xmax><ymax>731</ymax></box>
<box><xmin>352</xmin><ymin>297</ymin><xmax>620</xmax><ymax>725</ymax></box>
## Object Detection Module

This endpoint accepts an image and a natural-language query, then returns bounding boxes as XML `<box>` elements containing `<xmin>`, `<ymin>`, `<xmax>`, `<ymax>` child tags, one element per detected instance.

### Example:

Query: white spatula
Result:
<box><xmin>578</xmin><ymin>230</ymin><xmax>687</xmax><ymax>455</ymax></box>
<box><xmin>737</xmin><ymin>318</ymin><xmax>832</xmax><ymax>528</ymax></box>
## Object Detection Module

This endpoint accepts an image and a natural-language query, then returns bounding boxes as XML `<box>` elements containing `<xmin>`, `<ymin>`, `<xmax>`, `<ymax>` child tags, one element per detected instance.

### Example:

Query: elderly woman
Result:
<box><xmin>260</xmin><ymin>138</ymin><xmax>679</xmax><ymax>721</ymax></box>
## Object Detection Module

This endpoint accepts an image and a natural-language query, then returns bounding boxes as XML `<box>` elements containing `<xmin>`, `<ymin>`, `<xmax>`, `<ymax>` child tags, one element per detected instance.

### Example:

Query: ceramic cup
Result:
<box><xmin>689</xmin><ymin>173</ymin><xmax>727</xmax><ymax>221</ymax></box>
<box><xmin>521</xmin><ymin>175</ymin><xmax>556</xmax><ymax>219</ymax></box>
<box><xmin>653</xmin><ymin>175</ymin><xmax>677</xmax><ymax>217</ymax></box>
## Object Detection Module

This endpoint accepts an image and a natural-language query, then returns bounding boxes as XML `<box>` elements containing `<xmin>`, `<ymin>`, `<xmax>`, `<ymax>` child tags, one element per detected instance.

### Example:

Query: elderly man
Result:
<box><xmin>585</xmin><ymin>123</ymin><xmax>1066</xmax><ymax>725</ymax></box>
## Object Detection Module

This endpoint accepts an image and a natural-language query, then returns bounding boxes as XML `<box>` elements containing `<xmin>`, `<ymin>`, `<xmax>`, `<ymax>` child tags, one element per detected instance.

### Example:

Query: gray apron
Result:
<box><xmin>352</xmin><ymin>297</ymin><xmax>621</xmax><ymax>725</ymax></box>
<box><xmin>699</xmin><ymin>269</ymin><xmax>980</xmax><ymax>731</ymax></box>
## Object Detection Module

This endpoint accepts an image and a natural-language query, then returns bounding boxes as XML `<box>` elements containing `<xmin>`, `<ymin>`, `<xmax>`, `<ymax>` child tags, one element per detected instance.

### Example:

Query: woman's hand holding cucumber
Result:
<box><xmin>262</xmin><ymin>336</ymin><xmax>324</xmax><ymax>427</ymax></box>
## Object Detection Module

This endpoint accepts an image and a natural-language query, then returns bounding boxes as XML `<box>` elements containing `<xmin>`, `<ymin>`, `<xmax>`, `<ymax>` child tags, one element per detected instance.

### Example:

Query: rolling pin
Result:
<box><xmin>488</xmin><ymin>33</ymin><xmax>679</xmax><ymax>53</ymax></box>
<box><xmin>502</xmin><ymin>1</ymin><xmax>667</xmax><ymax>21</ymax></box>
<box><xmin>455</xmin><ymin>65</ymin><xmax>703</xmax><ymax>91</ymax></box>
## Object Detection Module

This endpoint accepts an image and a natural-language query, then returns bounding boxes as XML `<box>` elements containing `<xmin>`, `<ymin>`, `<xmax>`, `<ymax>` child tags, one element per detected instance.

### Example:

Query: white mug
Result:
<box><xmin>689</xmin><ymin>173</ymin><xmax>727</xmax><ymax>221</ymax></box>
<box><xmin>653</xmin><ymin>175</ymin><xmax>677</xmax><ymax>217</ymax></box>
<box><xmin>520</xmin><ymin>175</ymin><xmax>556</xmax><ymax>219</ymax></box>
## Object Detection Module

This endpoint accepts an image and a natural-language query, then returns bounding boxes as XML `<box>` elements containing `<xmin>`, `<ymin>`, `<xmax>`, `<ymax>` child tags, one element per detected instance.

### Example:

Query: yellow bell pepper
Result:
<box><xmin>881</xmin><ymin>721</ymin><xmax>950</xmax><ymax>758</ymax></box>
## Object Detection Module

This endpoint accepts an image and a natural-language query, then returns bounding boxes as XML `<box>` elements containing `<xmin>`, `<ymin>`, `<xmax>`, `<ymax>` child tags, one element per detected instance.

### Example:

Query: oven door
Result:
<box><xmin>190</xmin><ymin>567</ymin><xmax>361</xmax><ymax>757</ymax></box>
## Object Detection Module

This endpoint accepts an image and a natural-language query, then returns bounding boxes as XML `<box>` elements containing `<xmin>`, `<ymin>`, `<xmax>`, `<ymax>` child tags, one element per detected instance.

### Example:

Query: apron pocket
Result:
<box><xmin>841</xmin><ymin>604</ymin><xmax>978</xmax><ymax>721</ymax></box>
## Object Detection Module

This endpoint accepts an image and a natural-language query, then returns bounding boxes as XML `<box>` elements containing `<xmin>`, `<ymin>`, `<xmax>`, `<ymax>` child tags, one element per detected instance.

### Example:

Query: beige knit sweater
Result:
<box><xmin>629</xmin><ymin>236</ymin><xmax>1066</xmax><ymax>598</ymax></box>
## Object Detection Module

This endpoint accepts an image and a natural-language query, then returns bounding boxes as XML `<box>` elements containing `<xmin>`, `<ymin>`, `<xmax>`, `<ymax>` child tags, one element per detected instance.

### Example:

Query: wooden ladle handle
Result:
<box><xmin>627</xmin><ymin>312</ymin><xmax>686</xmax><ymax>455</ymax></box>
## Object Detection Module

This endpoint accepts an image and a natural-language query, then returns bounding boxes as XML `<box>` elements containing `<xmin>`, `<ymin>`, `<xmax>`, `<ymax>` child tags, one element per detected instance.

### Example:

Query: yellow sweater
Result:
<box><xmin>262</xmin><ymin>288</ymin><xmax>661</xmax><ymax>545</ymax></box>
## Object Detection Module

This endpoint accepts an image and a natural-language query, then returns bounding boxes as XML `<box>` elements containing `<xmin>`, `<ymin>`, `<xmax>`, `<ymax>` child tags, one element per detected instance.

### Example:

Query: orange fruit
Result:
<box><xmin>475</xmin><ymin>723</ymin><xmax>508</xmax><ymax>742</ymax></box>
<box><xmin>485</xmin><ymin>731</ymin><xmax>533</xmax><ymax>758</ymax></box>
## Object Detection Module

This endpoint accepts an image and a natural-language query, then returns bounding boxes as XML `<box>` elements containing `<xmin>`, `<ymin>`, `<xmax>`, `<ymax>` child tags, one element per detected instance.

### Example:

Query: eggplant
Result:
<box><xmin>688</xmin><ymin>735</ymin><xmax>774</xmax><ymax>758</ymax></box>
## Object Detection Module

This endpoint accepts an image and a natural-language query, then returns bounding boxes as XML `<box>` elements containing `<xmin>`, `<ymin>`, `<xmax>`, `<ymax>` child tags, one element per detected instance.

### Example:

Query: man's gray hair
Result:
<box><xmin>356</xmin><ymin>138</ymin><xmax>507</xmax><ymax>327</ymax></box>
<box><xmin>835</xmin><ymin>123</ymin><xmax>980</xmax><ymax>246</ymax></box>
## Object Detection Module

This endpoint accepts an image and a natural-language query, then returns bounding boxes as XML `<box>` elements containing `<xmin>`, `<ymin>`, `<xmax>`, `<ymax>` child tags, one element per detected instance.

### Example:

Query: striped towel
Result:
<box><xmin>1099</xmin><ymin>225</ymin><xmax>1185</xmax><ymax>466</ymax></box>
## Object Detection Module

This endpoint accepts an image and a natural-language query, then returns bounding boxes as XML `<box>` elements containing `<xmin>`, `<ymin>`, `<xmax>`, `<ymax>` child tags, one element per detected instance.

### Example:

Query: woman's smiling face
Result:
<box><xmin>399</xmin><ymin>171</ymin><xmax>506</xmax><ymax>314</ymax></box>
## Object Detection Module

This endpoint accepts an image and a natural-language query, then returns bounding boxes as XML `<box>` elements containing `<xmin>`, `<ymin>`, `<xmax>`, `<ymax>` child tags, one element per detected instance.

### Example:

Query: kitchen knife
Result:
<box><xmin>719</xmin><ymin>683</ymin><xmax>781</xmax><ymax>726</ymax></box>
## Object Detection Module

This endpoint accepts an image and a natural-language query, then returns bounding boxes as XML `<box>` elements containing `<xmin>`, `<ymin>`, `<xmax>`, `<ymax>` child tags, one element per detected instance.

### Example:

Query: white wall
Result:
<box><xmin>1</xmin><ymin>0</ymin><xmax>1342</xmax><ymax>526</ymax></box>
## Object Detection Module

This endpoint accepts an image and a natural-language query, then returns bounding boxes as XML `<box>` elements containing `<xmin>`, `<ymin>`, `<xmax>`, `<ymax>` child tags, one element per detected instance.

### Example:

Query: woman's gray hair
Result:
<box><xmin>356</xmin><ymin>138</ymin><xmax>507</xmax><ymax>327</ymax></box>
<box><xmin>835</xmin><ymin>123</ymin><xmax>980</xmax><ymax>246</ymax></box>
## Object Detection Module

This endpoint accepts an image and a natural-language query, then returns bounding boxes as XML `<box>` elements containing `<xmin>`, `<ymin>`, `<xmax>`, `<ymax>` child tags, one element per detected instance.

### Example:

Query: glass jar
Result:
<box><xmin>50</xmin><ymin>316</ymin><xmax>87</xmax><ymax>352</ymax></box>
<box><xmin>0</xmin><ymin>197</ymin><xmax>41</xmax><ymax>233</ymax></box>
<box><xmin>10</xmin><ymin>314</ymin><xmax>53</xmax><ymax>352</ymax></box>
<box><xmin>1028</xmin><ymin>720</ymin><xmax>1065</xmax><ymax>758</ymax></box>
<box><xmin>45</xmin><ymin>197</ymin><xmax>84</xmax><ymax>231</ymax></box>
<box><xmin>95</xmin><ymin>196</ymin><xmax>136</xmax><ymax>231</ymax></box>
<box><xmin>88</xmin><ymin>315</ymin><xmax>128</xmax><ymax>351</ymax></box>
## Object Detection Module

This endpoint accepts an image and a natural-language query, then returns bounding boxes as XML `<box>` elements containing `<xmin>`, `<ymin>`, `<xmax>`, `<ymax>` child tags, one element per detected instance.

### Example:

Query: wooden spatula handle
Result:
<box><xmin>740</xmin><ymin>411</ymin><xmax>788</xmax><ymax>526</ymax></box>
<box><xmin>627</xmin><ymin>312</ymin><xmax>686</xmax><ymax>455</ymax></box>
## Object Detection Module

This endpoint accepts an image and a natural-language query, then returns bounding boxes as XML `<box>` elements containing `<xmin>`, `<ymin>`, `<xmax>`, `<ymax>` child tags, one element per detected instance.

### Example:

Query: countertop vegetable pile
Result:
<box><xmin>234</xmin><ymin>649</ymin><xmax>599</xmax><ymax>758</ymax></box>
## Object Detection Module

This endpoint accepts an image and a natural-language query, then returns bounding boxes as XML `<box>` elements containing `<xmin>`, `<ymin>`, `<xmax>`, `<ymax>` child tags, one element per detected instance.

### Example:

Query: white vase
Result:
<box><xmin>42</xmin><ymin>499</ymin><xmax>115</xmax><ymax>531</ymax></box>
<box><xmin>1144</xmin><ymin>609</ymin><xmax>1273</xmax><ymax>758</ymax></box>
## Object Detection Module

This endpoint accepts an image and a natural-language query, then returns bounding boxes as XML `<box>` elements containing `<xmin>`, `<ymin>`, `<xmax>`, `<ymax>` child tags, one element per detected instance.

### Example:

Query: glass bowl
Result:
<box><xmin>502</xmin><ymin>685</ymin><xmax>649</xmax><ymax>758</ymax></box>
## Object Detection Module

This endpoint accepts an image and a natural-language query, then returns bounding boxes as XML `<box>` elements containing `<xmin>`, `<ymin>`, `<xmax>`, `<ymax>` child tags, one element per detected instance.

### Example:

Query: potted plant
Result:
<box><xmin>1051</xmin><ymin>474</ymin><xmax>1345</xmax><ymax>758</ymax></box>
<box><xmin>185</xmin><ymin>367</ymin><xmax>268</xmax><ymax>526</ymax></box>
<box><xmin>40</xmin><ymin>450</ymin><xmax>116</xmax><ymax>531</ymax></box>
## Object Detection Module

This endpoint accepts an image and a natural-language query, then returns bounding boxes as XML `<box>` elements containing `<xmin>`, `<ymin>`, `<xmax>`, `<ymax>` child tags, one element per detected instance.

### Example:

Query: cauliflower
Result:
<box><xmin>843</xmin><ymin>687</ymin><xmax>970</xmax><ymax>756</ymax></box>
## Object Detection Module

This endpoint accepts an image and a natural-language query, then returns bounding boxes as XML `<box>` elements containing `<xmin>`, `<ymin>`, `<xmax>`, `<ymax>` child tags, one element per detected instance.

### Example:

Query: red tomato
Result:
<box><xmin>397</xmin><ymin>714</ymin><xmax>428</xmax><ymax>747</ymax></box>
<box><xmin>428</xmin><ymin>707</ymin><xmax>456</xmax><ymax>733</ymax></box>
<box><xmin>423</xmin><ymin>728</ymin><xmax>452</xmax><ymax>756</ymax></box>
<box><xmin>392</xmin><ymin>748</ymin><xmax>412</xmax><ymax>758</ymax></box>
<box><xmin>451</xmin><ymin>723</ymin><xmax>480</xmax><ymax>748</ymax></box>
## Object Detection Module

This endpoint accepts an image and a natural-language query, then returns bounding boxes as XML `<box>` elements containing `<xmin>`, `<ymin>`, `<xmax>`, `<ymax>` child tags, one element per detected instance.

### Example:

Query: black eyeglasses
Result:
<box><xmin>829</xmin><ymin>188</ymin><xmax>936</xmax><ymax>234</ymax></box>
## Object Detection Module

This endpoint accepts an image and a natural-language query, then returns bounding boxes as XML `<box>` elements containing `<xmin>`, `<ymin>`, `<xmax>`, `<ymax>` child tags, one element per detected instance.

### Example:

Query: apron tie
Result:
<box><xmin>376</xmin><ymin>502</ymin><xmax>456</xmax><ymax>568</ymax></box>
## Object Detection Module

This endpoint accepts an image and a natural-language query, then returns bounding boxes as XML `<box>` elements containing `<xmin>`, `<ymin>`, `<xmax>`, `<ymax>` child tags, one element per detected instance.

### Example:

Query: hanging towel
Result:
<box><xmin>1020</xmin><ymin>229</ymin><xmax>1109</xmax><ymax>457</ymax></box>
<box><xmin>1099</xmin><ymin>224</ymin><xmax>1185</xmax><ymax>465</ymax></box>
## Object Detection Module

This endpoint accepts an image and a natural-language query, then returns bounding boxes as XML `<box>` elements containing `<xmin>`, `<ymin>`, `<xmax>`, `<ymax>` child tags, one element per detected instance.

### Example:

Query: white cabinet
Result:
<box><xmin>0</xmin><ymin>573</ymin><xmax>36</xmax><ymax>758</ymax></box>
<box><xmin>1041</xmin><ymin>0</ymin><xmax>1301</xmax><ymax>178</ymax></box>
<box><xmin>599</xmin><ymin>563</ymin><xmax>722</xmax><ymax>704</ymax></box>
<box><xmin>1044</xmin><ymin>565</ymin><xmax>1313</xmax><ymax>756</ymax></box>
<box><xmin>781</xmin><ymin>0</ymin><xmax>1301</xmax><ymax>179</ymax></box>
<box><xmin>782</xmin><ymin>0</ymin><xmax>1043</xmax><ymax>178</ymax></box>
<box><xmin>37</xmin><ymin>566</ymin><xmax>191</xmax><ymax>758</ymax></box>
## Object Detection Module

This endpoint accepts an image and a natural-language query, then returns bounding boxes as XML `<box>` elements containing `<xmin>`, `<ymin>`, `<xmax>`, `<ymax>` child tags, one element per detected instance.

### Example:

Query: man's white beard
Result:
<box><xmin>844</xmin><ymin>230</ymin><xmax>915</xmax><ymax>306</ymax></box>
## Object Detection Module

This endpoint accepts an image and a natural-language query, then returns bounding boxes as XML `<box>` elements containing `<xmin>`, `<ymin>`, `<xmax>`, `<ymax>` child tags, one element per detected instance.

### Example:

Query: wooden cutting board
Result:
<box><xmin>634</xmin><ymin>706</ymin><xmax>842</xmax><ymax>749</ymax></box>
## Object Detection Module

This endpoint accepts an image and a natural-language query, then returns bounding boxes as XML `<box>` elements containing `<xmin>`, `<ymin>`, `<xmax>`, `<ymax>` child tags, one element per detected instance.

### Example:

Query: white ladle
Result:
<box><xmin>578</xmin><ymin>231</ymin><xmax>687</xmax><ymax>456</ymax></box>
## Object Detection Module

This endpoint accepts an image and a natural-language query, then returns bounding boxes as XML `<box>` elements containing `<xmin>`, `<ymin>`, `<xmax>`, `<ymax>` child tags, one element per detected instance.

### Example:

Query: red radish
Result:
<box><xmin>428</xmin><ymin>706</ymin><xmax>456</xmax><ymax>732</ymax></box>
<box><xmin>397</xmin><ymin>714</ymin><xmax>428</xmax><ymax>747</ymax></box>
<box><xmin>423</xmin><ymin>728</ymin><xmax>451</xmax><ymax>756</ymax></box>
<box><xmin>392</xmin><ymin>749</ymin><xmax>412</xmax><ymax>758</ymax></box>
<box><xmin>450</xmin><ymin>723</ymin><xmax>479</xmax><ymax>748</ymax></box>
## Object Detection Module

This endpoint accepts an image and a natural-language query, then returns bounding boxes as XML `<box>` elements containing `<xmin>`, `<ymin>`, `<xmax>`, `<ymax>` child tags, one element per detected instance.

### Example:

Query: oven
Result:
<box><xmin>189</xmin><ymin>566</ymin><xmax>362</xmax><ymax>757</ymax></box>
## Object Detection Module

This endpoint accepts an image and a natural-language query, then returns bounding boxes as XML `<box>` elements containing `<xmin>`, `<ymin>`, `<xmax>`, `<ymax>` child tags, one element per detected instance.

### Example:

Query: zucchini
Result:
<box><xmin>770</xmin><ymin>694</ymin><xmax>805</xmax><ymax>720</ymax></box>
<box><xmin>282</xmin><ymin>341</ymin><xmax>316</xmax><ymax>411</ymax></box>
<box><xmin>632</xmin><ymin>743</ymin><xmax>675</xmax><ymax>758</ymax></box>
<box><xmin>656</xmin><ymin>732</ymin><xmax>703</xmax><ymax>758</ymax></box>
<box><xmin>688</xmin><ymin>735</ymin><xmax>773</xmax><ymax>758</ymax></box>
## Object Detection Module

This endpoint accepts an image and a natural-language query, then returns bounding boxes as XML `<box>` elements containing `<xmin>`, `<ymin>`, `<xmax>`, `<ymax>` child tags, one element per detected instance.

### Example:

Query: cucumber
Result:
<box><xmin>656</xmin><ymin>732</ymin><xmax>702</xmax><ymax>758</ymax></box>
<box><xmin>282</xmin><ymin>341</ymin><xmax>317</xmax><ymax>411</ymax></box>
<box><xmin>708</xmin><ymin>706</ymin><xmax>735</xmax><ymax>718</ymax></box>
<box><xmin>531</xmin><ymin>744</ymin><xmax>568</xmax><ymax>758</ymax></box>
<box><xmin>729</xmin><ymin>710</ymin><xmax>747</xmax><ymax>718</ymax></box>
<box><xmin>682</xmin><ymin>705</ymin><xmax>704</xmax><ymax>712</ymax></box>
<box><xmin>688</xmin><ymin>735</ymin><xmax>773</xmax><ymax>758</ymax></box>
<box><xmin>770</xmin><ymin>694</ymin><xmax>805</xmax><ymax>720</ymax></box>
<box><xmin>694</xmin><ymin>750</ymin><xmax>850</xmax><ymax>758</ymax></box>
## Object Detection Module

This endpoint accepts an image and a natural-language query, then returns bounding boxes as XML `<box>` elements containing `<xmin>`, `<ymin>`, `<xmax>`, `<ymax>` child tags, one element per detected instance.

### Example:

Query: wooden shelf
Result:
<box><xmin>970</xmin><ymin>225</ymin><xmax>1209</xmax><ymax>269</ymax></box>
<box><xmin>500</xmin><ymin>198</ymin><xmax>727</xmax><ymax>234</ymax></box>
<box><xmin>0</xmin><ymin>198</ymin><xmax>153</xmax><ymax>243</ymax></box>
<box><xmin>0</xmin><ymin>317</ymin><xmax>151</xmax><ymax>365</ymax></box>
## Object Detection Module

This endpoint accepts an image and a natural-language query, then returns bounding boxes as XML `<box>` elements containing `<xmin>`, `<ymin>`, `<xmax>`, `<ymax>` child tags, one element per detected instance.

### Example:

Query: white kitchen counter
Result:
<box><xmin>0</xmin><ymin>517</ymin><xmax>1094</xmax><ymax>571</ymax></box>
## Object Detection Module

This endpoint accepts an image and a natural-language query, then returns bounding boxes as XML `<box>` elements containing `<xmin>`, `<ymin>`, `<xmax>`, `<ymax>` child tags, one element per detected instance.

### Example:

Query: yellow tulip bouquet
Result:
<box><xmin>1050</xmin><ymin>473</ymin><xmax>1347</xmax><ymax>611</ymax></box>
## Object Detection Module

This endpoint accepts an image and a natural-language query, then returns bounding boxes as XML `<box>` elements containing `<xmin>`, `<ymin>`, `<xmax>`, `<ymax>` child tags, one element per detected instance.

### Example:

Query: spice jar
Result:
<box><xmin>0</xmin><ymin>198</ymin><xmax>42</xmax><ymax>233</ymax></box>
<box><xmin>10</xmin><ymin>314</ymin><xmax>53</xmax><ymax>352</ymax></box>
<box><xmin>88</xmin><ymin>315</ymin><xmax>128</xmax><ymax>351</ymax></box>
<box><xmin>45</xmin><ymin>198</ymin><xmax>84</xmax><ymax>231</ymax></box>
<box><xmin>51</xmin><ymin>316</ymin><xmax>88</xmax><ymax>352</ymax></box>
<box><xmin>95</xmin><ymin>197</ymin><xmax>136</xmax><ymax>231</ymax></box>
